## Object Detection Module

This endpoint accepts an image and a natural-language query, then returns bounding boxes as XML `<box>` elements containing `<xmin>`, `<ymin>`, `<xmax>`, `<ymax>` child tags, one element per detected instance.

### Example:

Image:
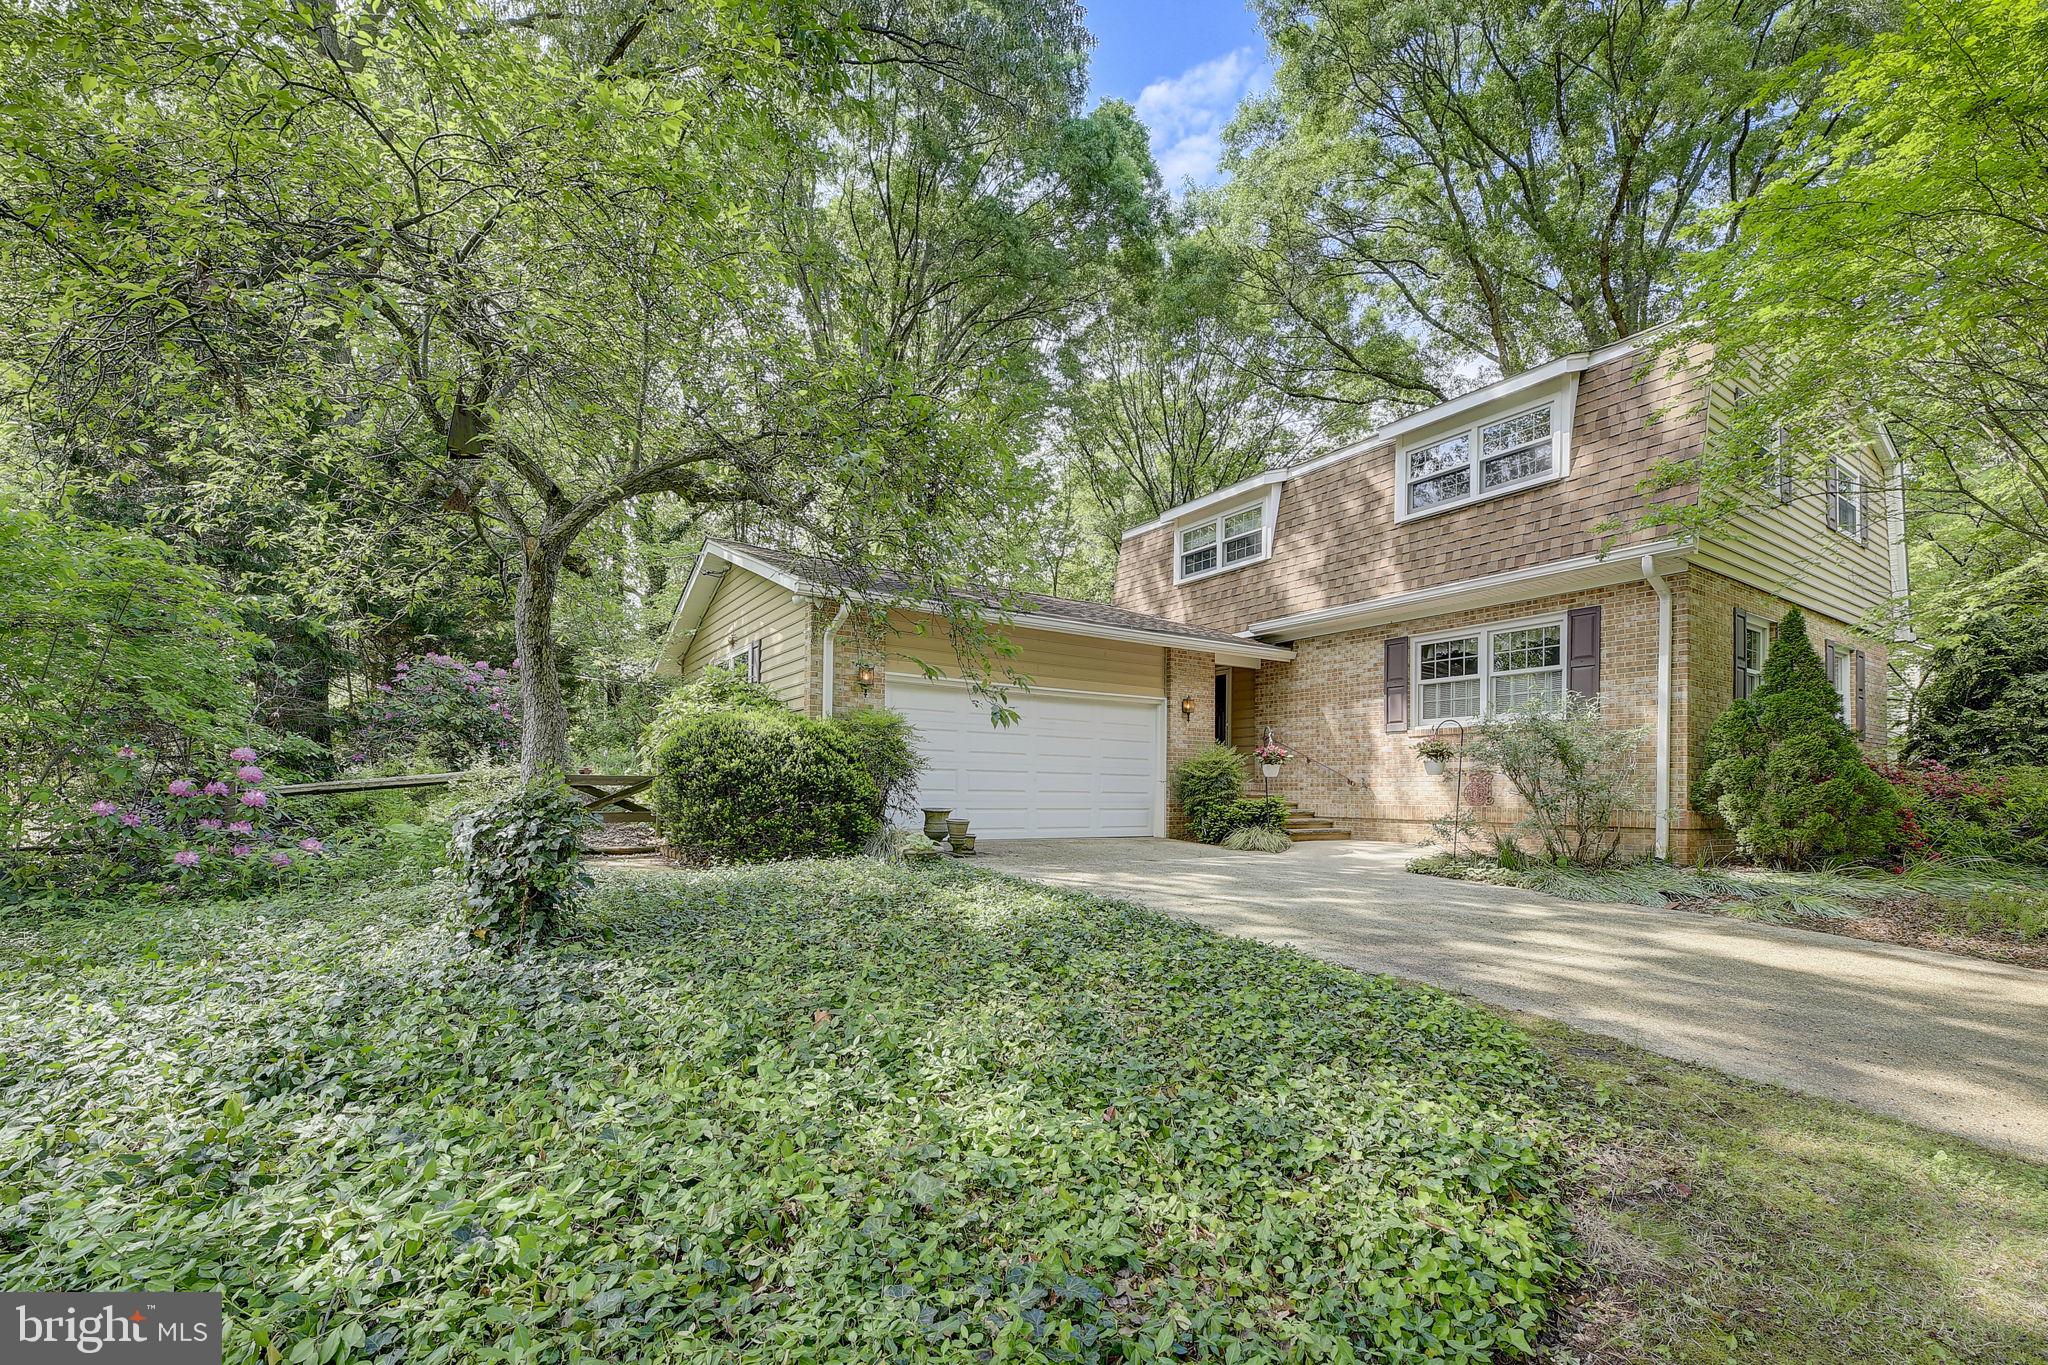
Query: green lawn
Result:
<box><xmin>3</xmin><ymin>862</ymin><xmax>2044</xmax><ymax>1363</ymax></box>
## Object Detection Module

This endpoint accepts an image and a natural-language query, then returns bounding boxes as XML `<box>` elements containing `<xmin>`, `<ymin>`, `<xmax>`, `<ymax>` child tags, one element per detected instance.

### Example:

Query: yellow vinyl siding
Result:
<box><xmin>677</xmin><ymin>567</ymin><xmax>812</xmax><ymax>707</ymax></box>
<box><xmin>881</xmin><ymin>612</ymin><xmax>1163</xmax><ymax>698</ymax></box>
<box><xmin>1694</xmin><ymin>377</ymin><xmax>1896</xmax><ymax>626</ymax></box>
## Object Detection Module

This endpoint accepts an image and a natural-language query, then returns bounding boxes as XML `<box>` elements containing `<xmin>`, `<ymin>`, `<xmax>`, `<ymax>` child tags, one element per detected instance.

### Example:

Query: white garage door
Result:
<box><xmin>890</xmin><ymin>679</ymin><xmax>1163</xmax><ymax>838</ymax></box>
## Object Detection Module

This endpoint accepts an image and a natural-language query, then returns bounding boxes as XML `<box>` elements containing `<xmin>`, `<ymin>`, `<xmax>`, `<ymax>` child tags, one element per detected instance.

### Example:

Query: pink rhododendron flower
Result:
<box><xmin>90</xmin><ymin>800</ymin><xmax>118</xmax><ymax>817</ymax></box>
<box><xmin>228</xmin><ymin>820</ymin><xmax>254</xmax><ymax>835</ymax></box>
<box><xmin>204</xmin><ymin>780</ymin><xmax>230</xmax><ymax>796</ymax></box>
<box><xmin>239</xmin><ymin>790</ymin><xmax>267</xmax><ymax>808</ymax></box>
<box><xmin>229</xmin><ymin>747</ymin><xmax>258</xmax><ymax>762</ymax></box>
<box><xmin>119</xmin><ymin>811</ymin><xmax>142</xmax><ymax>828</ymax></box>
<box><xmin>268</xmin><ymin>852</ymin><xmax>292</xmax><ymax>868</ymax></box>
<box><xmin>117</xmin><ymin>746</ymin><xmax>137</xmax><ymax>759</ymax></box>
<box><xmin>173</xmin><ymin>850</ymin><xmax>200</xmax><ymax>868</ymax></box>
<box><xmin>374</xmin><ymin>682</ymin><xmax>391</xmax><ymax>693</ymax></box>
<box><xmin>298</xmin><ymin>837</ymin><xmax>324</xmax><ymax>853</ymax></box>
<box><xmin>168</xmin><ymin>778</ymin><xmax>196</xmax><ymax>797</ymax></box>
<box><xmin>231</xmin><ymin>844</ymin><xmax>253</xmax><ymax>858</ymax></box>
<box><xmin>198</xmin><ymin>818</ymin><xmax>223</xmax><ymax>831</ymax></box>
<box><xmin>236</xmin><ymin>765</ymin><xmax>264</xmax><ymax>783</ymax></box>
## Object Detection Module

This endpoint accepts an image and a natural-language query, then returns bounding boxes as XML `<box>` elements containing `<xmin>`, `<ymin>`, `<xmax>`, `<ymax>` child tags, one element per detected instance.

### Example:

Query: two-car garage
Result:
<box><xmin>888</xmin><ymin>679</ymin><xmax>1165</xmax><ymax>839</ymax></box>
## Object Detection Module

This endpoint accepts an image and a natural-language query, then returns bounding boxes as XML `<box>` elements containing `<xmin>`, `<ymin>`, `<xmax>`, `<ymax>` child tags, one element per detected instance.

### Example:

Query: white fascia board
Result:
<box><xmin>1119</xmin><ymin>335</ymin><xmax>1656</xmax><ymax>542</ymax></box>
<box><xmin>654</xmin><ymin>540</ymin><xmax>817</xmax><ymax>678</ymax></box>
<box><xmin>1248</xmin><ymin>538</ymin><xmax>1693</xmax><ymax>641</ymax></box>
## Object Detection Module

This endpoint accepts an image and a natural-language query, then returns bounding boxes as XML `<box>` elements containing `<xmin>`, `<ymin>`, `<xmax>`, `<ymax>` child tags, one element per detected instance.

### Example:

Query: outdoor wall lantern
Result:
<box><xmin>1180</xmin><ymin>695</ymin><xmax>1197</xmax><ymax>720</ymax></box>
<box><xmin>854</xmin><ymin>662</ymin><xmax>878</xmax><ymax>691</ymax></box>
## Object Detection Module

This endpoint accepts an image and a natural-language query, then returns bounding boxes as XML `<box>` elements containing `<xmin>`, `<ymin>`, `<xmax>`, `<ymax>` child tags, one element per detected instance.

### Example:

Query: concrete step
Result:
<box><xmin>1284</xmin><ymin>816</ymin><xmax>1338</xmax><ymax>831</ymax></box>
<box><xmin>1288</xmin><ymin>827</ymin><xmax>1353</xmax><ymax>842</ymax></box>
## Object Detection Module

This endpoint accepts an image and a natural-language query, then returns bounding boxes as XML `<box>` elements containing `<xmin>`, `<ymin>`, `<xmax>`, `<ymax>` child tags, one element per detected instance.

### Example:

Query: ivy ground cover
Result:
<box><xmin>0</xmin><ymin>862</ymin><xmax>1571</xmax><ymax>1363</ymax></box>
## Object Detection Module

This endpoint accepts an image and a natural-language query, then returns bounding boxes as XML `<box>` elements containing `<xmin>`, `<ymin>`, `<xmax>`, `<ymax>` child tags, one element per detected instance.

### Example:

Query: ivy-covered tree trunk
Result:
<box><xmin>513</xmin><ymin>542</ymin><xmax>571</xmax><ymax>781</ymax></box>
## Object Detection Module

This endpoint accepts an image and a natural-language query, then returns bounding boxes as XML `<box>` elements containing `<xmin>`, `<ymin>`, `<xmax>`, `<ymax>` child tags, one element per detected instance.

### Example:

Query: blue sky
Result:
<box><xmin>1082</xmin><ymin>0</ymin><xmax>1269</xmax><ymax>189</ymax></box>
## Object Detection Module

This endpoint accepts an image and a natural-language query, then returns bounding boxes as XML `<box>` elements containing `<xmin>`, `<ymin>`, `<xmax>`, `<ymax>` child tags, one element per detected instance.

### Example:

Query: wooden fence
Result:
<box><xmin>272</xmin><ymin>771</ymin><xmax>658</xmax><ymax>855</ymax></box>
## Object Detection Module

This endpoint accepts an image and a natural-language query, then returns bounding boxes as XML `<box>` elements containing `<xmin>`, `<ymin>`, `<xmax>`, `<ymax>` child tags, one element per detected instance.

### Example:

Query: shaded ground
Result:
<box><xmin>978</xmin><ymin>837</ymin><xmax>2048</xmax><ymax>1161</ymax></box>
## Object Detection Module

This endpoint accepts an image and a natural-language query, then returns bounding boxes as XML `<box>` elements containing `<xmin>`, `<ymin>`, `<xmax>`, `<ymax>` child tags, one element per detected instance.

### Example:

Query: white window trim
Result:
<box><xmin>1740</xmin><ymin>618</ymin><xmax>1770</xmax><ymax>699</ymax></box>
<box><xmin>1172</xmin><ymin>486</ymin><xmax>1283</xmax><ymax>586</ymax></box>
<box><xmin>1830</xmin><ymin>648</ymin><xmax>1854</xmax><ymax>725</ymax></box>
<box><xmin>1410</xmin><ymin>612</ymin><xmax>1568</xmax><ymax>727</ymax></box>
<box><xmin>713</xmin><ymin>641</ymin><xmax>758</xmax><ymax>682</ymax></box>
<box><xmin>1395</xmin><ymin>382</ymin><xmax>1576</xmax><ymax>524</ymax></box>
<box><xmin>1829</xmin><ymin>457</ymin><xmax>1864</xmax><ymax>539</ymax></box>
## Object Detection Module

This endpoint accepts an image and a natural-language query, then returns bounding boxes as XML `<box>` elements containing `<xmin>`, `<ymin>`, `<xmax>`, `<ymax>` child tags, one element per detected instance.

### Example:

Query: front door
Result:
<box><xmin>1214</xmin><ymin>671</ymin><xmax>1230</xmax><ymax>744</ymax></box>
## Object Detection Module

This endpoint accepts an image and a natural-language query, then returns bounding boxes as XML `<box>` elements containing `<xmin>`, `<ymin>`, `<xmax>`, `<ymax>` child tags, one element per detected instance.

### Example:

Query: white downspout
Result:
<box><xmin>819</xmin><ymin>601</ymin><xmax>851</xmax><ymax>717</ymax></box>
<box><xmin>1640</xmin><ymin>554</ymin><xmax>1673</xmax><ymax>861</ymax></box>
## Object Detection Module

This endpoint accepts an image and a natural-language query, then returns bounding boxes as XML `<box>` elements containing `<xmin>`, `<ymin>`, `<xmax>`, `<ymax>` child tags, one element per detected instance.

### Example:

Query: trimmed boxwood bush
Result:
<box><xmin>650</xmin><ymin>709</ymin><xmax>882</xmax><ymax>863</ymax></box>
<box><xmin>1696</xmin><ymin>609</ymin><xmax>1901</xmax><ymax>867</ymax></box>
<box><xmin>1176</xmin><ymin>745</ymin><xmax>1291</xmax><ymax>843</ymax></box>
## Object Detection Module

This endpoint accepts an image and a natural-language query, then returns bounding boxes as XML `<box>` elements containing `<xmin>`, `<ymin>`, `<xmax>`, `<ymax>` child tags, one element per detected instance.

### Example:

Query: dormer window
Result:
<box><xmin>1397</xmin><ymin>398</ymin><xmax>1566</xmax><ymax>520</ymax></box>
<box><xmin>1175</xmin><ymin>500</ymin><xmax>1272</xmax><ymax>584</ymax></box>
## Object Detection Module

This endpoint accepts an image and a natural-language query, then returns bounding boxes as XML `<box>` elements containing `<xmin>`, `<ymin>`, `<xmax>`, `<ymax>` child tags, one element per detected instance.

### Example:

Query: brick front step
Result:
<box><xmin>1288</xmin><ymin>827</ymin><xmax>1353</xmax><ymax>841</ymax></box>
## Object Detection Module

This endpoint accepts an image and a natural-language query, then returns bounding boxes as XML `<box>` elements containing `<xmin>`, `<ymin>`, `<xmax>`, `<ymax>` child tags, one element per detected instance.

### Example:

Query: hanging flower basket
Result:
<box><xmin>1252</xmin><ymin>741</ymin><xmax>1291</xmax><ymax>780</ymax></box>
<box><xmin>1416</xmin><ymin>738</ymin><xmax>1455</xmax><ymax>775</ymax></box>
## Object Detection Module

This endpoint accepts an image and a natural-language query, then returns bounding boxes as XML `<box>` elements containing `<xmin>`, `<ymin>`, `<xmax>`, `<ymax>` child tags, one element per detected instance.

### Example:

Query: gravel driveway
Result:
<box><xmin>978</xmin><ymin>836</ymin><xmax>2048</xmax><ymax>1162</ymax></box>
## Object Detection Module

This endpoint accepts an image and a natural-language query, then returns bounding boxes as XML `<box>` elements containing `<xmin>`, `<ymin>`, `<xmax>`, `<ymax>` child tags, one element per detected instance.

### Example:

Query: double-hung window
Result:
<box><xmin>1176</xmin><ymin>502</ymin><xmax>1269</xmax><ymax>583</ymax></box>
<box><xmin>1401</xmin><ymin>401</ymin><xmax>1559</xmax><ymax>518</ymax></box>
<box><xmin>1829</xmin><ymin>459</ymin><xmax>1863</xmax><ymax>539</ymax></box>
<box><xmin>1738</xmin><ymin>617</ymin><xmax>1769</xmax><ymax>699</ymax></box>
<box><xmin>1416</xmin><ymin>619</ymin><xmax>1565</xmax><ymax>724</ymax></box>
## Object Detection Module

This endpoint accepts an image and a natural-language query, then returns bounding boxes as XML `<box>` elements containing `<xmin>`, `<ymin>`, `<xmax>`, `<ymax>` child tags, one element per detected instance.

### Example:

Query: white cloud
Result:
<box><xmin>1133</xmin><ymin>47</ymin><xmax>1263</xmax><ymax>190</ymax></box>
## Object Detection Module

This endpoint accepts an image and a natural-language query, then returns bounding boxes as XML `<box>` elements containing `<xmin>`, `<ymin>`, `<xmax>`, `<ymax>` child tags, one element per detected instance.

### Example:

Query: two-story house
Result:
<box><xmin>657</xmin><ymin>336</ymin><xmax>1907</xmax><ymax>860</ymax></box>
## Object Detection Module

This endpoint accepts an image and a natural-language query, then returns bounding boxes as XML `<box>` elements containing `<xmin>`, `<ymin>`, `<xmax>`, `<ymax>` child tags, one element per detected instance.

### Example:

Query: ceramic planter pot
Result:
<box><xmin>1423</xmin><ymin>757</ymin><xmax>1445</xmax><ymax>776</ymax></box>
<box><xmin>949</xmin><ymin>835</ymin><xmax>977</xmax><ymax>856</ymax></box>
<box><xmin>921</xmin><ymin>808</ymin><xmax>952</xmax><ymax>838</ymax></box>
<box><xmin>1261</xmin><ymin>763</ymin><xmax>1281</xmax><ymax>779</ymax></box>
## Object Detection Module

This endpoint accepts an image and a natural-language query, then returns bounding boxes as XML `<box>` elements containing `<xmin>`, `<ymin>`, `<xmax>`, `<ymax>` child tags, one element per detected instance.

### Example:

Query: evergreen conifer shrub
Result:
<box><xmin>1696</xmin><ymin>609</ymin><xmax>1901</xmax><ymax>866</ymax></box>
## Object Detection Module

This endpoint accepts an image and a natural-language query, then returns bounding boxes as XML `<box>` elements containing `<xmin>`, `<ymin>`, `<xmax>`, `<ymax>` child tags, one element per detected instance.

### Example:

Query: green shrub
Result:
<box><xmin>1221</xmin><ymin>825</ymin><xmax>1293</xmax><ymax>853</ymax></box>
<box><xmin>650</xmin><ymin>709</ymin><xmax>880</xmax><ymax>862</ymax></box>
<box><xmin>1696</xmin><ymin>609</ymin><xmax>1901</xmax><ymax>868</ymax></box>
<box><xmin>447</xmin><ymin>782</ymin><xmax>595</xmax><ymax>952</ymax></box>
<box><xmin>1174</xmin><ymin>743</ymin><xmax>1251</xmax><ymax>842</ymax></box>
<box><xmin>831</xmin><ymin>707</ymin><xmax>924</xmax><ymax>827</ymax></box>
<box><xmin>638</xmin><ymin>667</ymin><xmax>788</xmax><ymax>765</ymax></box>
<box><xmin>1463</xmin><ymin>692</ymin><xmax>1646</xmax><ymax>868</ymax></box>
<box><xmin>1905</xmin><ymin>609</ymin><xmax>2048</xmax><ymax>767</ymax></box>
<box><xmin>1889</xmin><ymin>762</ymin><xmax>2048</xmax><ymax>866</ymax></box>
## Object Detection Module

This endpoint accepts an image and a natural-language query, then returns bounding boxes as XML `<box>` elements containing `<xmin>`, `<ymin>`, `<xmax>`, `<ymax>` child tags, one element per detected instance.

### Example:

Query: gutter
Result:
<box><xmin>1640</xmin><ymin>554</ymin><xmax>1673</xmax><ymax>861</ymax></box>
<box><xmin>819</xmin><ymin>600</ymin><xmax>851</xmax><ymax>717</ymax></box>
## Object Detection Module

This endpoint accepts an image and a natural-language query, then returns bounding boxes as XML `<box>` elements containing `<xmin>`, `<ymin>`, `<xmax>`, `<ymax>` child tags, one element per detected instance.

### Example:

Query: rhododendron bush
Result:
<box><xmin>343</xmin><ymin>653</ymin><xmax>518</xmax><ymax>770</ymax></box>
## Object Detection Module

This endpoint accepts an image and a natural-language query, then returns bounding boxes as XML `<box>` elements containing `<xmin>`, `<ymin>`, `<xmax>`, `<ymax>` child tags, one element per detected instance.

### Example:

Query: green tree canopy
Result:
<box><xmin>1673</xmin><ymin>0</ymin><xmax>2048</xmax><ymax>629</ymax></box>
<box><xmin>1220</xmin><ymin>0</ymin><xmax>1873</xmax><ymax>405</ymax></box>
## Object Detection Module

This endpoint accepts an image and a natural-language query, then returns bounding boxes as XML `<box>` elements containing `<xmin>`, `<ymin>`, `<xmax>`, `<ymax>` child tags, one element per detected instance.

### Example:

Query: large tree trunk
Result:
<box><xmin>514</xmin><ymin>540</ymin><xmax>571</xmax><ymax>781</ymax></box>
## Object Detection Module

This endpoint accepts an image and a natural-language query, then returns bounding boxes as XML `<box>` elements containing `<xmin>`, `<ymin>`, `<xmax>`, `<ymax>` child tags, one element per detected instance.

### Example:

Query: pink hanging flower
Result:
<box><xmin>118</xmin><ymin>811</ymin><xmax>143</xmax><ymax>828</ymax></box>
<box><xmin>229</xmin><ymin>747</ymin><xmax>258</xmax><ymax>762</ymax></box>
<box><xmin>236</xmin><ymin>765</ymin><xmax>264</xmax><ymax>783</ymax></box>
<box><xmin>268</xmin><ymin>852</ymin><xmax>292</xmax><ymax>868</ymax></box>
<box><xmin>297</xmin><ymin>837</ymin><xmax>324</xmax><ymax>853</ymax></box>
<box><xmin>168</xmin><ymin>778</ymin><xmax>196</xmax><ymax>797</ymax></box>
<box><xmin>173</xmin><ymin>850</ymin><xmax>200</xmax><ymax>869</ymax></box>
<box><xmin>239</xmin><ymin>790</ymin><xmax>267</xmax><ymax>808</ymax></box>
<box><xmin>198</xmin><ymin>818</ymin><xmax>223</xmax><ymax>831</ymax></box>
<box><xmin>204</xmin><ymin>780</ymin><xmax>230</xmax><ymax>797</ymax></box>
<box><xmin>228</xmin><ymin>820</ymin><xmax>254</xmax><ymax>835</ymax></box>
<box><xmin>231</xmin><ymin>844</ymin><xmax>253</xmax><ymax>858</ymax></box>
<box><xmin>89</xmin><ymin>800</ymin><xmax>118</xmax><ymax>817</ymax></box>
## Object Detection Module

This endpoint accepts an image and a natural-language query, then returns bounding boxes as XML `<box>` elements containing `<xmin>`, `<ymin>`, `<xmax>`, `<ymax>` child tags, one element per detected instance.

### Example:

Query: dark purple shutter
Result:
<box><xmin>1825</xmin><ymin>464</ymin><xmax>1840</xmax><ymax>529</ymax></box>
<box><xmin>1823</xmin><ymin>641</ymin><xmax>1838</xmax><ymax>720</ymax></box>
<box><xmin>1853</xmin><ymin>650</ymin><xmax>1867</xmax><ymax>736</ymax></box>
<box><xmin>747</xmin><ymin>639</ymin><xmax>763</xmax><ymax>683</ymax></box>
<box><xmin>1566</xmin><ymin>606</ymin><xmax>1601</xmax><ymax>700</ymax></box>
<box><xmin>1857</xmin><ymin>483</ymin><xmax>1871</xmax><ymax>545</ymax></box>
<box><xmin>1384</xmin><ymin>637</ymin><xmax>1410</xmax><ymax>733</ymax></box>
<box><xmin>1732</xmin><ymin>607</ymin><xmax>1752</xmax><ymax>700</ymax></box>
